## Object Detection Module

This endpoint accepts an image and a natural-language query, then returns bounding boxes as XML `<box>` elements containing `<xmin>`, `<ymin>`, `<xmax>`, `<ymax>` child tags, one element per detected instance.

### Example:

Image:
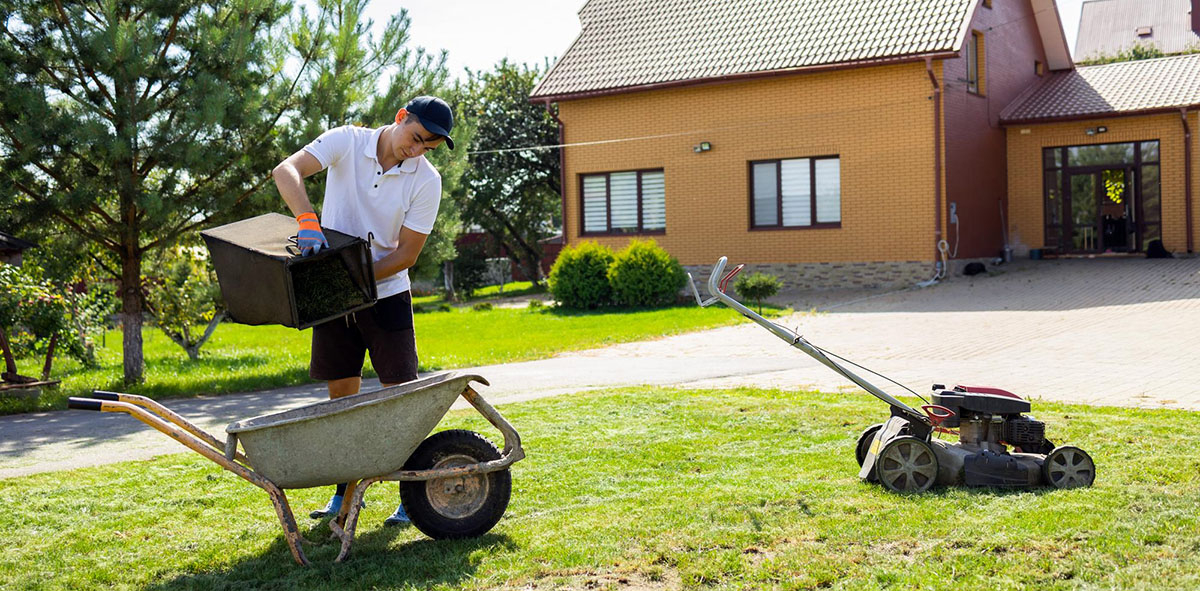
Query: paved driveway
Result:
<box><xmin>2</xmin><ymin>256</ymin><xmax>1197</xmax><ymax>478</ymax></box>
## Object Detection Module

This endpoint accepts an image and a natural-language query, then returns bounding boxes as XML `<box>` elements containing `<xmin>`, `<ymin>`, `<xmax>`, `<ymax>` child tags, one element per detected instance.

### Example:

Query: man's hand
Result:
<box><xmin>296</xmin><ymin>212</ymin><xmax>328</xmax><ymax>256</ymax></box>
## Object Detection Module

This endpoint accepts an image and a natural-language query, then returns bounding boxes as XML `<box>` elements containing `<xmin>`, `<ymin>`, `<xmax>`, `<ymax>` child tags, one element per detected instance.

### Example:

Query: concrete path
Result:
<box><xmin>2</xmin><ymin>256</ymin><xmax>1197</xmax><ymax>479</ymax></box>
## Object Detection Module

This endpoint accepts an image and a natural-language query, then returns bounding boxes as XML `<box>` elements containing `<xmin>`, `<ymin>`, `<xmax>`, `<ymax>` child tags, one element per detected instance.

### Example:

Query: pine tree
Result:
<box><xmin>0</xmin><ymin>0</ymin><xmax>304</xmax><ymax>383</ymax></box>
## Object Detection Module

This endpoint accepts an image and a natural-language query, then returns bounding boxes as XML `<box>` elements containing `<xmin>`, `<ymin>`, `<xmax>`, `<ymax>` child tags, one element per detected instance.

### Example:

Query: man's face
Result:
<box><xmin>391</xmin><ymin>117</ymin><xmax>445</xmax><ymax>160</ymax></box>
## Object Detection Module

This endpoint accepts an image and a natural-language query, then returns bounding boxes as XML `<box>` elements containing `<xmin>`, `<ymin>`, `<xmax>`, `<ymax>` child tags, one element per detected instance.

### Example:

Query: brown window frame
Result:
<box><xmin>966</xmin><ymin>31</ymin><xmax>983</xmax><ymax>95</ymax></box>
<box><xmin>578</xmin><ymin>168</ymin><xmax>667</xmax><ymax>236</ymax></box>
<box><xmin>748</xmin><ymin>155</ymin><xmax>842</xmax><ymax>231</ymax></box>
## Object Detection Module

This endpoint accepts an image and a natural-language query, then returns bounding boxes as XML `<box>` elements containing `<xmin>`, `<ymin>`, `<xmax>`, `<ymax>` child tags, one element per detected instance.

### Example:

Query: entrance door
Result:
<box><xmin>1066</xmin><ymin>168</ymin><xmax>1135</xmax><ymax>253</ymax></box>
<box><xmin>1043</xmin><ymin>141</ymin><xmax>1160</xmax><ymax>254</ymax></box>
<box><xmin>1068</xmin><ymin>173</ymin><xmax>1098</xmax><ymax>252</ymax></box>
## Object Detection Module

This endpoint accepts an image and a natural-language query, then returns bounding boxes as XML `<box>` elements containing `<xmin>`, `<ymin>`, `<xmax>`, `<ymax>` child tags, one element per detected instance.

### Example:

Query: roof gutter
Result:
<box><xmin>1184</xmin><ymin>107</ymin><xmax>1194</xmax><ymax>253</ymax></box>
<box><xmin>531</xmin><ymin>51</ymin><xmax>959</xmax><ymax>103</ymax></box>
<box><xmin>926</xmin><ymin>57</ymin><xmax>944</xmax><ymax>267</ymax></box>
<box><xmin>542</xmin><ymin>100</ymin><xmax>568</xmax><ymax>247</ymax></box>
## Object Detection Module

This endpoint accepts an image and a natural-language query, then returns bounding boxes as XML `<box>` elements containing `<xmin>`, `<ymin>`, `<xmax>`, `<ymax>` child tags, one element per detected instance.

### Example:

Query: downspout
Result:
<box><xmin>1184</xmin><ymin>108</ymin><xmax>1195</xmax><ymax>253</ymax></box>
<box><xmin>925</xmin><ymin>57</ymin><xmax>945</xmax><ymax>273</ymax></box>
<box><xmin>543</xmin><ymin>100</ymin><xmax>568</xmax><ymax>248</ymax></box>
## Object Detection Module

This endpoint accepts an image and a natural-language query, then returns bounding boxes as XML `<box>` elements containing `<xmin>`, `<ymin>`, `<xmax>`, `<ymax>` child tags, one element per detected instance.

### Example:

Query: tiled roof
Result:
<box><xmin>1074</xmin><ymin>0</ymin><xmax>1200</xmax><ymax>62</ymax></box>
<box><xmin>1000</xmin><ymin>53</ymin><xmax>1200</xmax><ymax>122</ymax></box>
<box><xmin>0</xmin><ymin>231</ymin><xmax>36</xmax><ymax>251</ymax></box>
<box><xmin>531</xmin><ymin>0</ymin><xmax>976</xmax><ymax>99</ymax></box>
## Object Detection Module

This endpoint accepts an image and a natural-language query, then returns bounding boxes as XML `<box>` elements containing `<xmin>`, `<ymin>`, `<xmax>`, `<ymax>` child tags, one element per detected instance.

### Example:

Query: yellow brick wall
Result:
<box><xmin>1006</xmin><ymin>111</ymin><xmax>1199</xmax><ymax>254</ymax></box>
<box><xmin>556</xmin><ymin>62</ymin><xmax>943</xmax><ymax>265</ymax></box>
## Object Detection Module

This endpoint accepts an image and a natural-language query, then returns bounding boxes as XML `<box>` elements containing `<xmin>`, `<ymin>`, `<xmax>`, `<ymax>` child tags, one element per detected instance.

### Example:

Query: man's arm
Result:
<box><xmin>272</xmin><ymin>150</ymin><xmax>325</xmax><ymax>215</ymax></box>
<box><xmin>374</xmin><ymin>227</ymin><xmax>430</xmax><ymax>280</ymax></box>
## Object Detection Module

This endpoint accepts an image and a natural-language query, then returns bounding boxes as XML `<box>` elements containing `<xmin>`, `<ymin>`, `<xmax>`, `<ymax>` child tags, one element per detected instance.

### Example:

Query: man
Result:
<box><xmin>271</xmin><ymin>95</ymin><xmax>454</xmax><ymax>526</ymax></box>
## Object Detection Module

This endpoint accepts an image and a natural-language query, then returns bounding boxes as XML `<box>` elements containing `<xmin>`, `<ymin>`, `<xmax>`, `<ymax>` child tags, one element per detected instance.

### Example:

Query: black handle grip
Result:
<box><xmin>90</xmin><ymin>391</ymin><xmax>121</xmax><ymax>401</ymax></box>
<box><xmin>68</xmin><ymin>398</ymin><xmax>103</xmax><ymax>411</ymax></box>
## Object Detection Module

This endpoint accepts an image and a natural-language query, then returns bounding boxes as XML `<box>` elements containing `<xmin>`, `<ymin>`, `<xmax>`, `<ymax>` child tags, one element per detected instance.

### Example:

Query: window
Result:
<box><xmin>750</xmin><ymin>156</ymin><xmax>840</xmax><ymax>228</ymax></box>
<box><xmin>580</xmin><ymin>169</ymin><xmax>665</xmax><ymax>234</ymax></box>
<box><xmin>982</xmin><ymin>0</ymin><xmax>992</xmax><ymax>7</ymax></box>
<box><xmin>1035</xmin><ymin>60</ymin><xmax>1045</xmax><ymax>76</ymax></box>
<box><xmin>966</xmin><ymin>31</ymin><xmax>983</xmax><ymax>94</ymax></box>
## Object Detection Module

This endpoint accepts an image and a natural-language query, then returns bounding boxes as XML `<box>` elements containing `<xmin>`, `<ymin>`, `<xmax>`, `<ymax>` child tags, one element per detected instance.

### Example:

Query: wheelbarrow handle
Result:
<box><xmin>67</xmin><ymin>397</ymin><xmax>105</xmax><ymax>411</ymax></box>
<box><xmin>79</xmin><ymin>391</ymin><xmax>252</xmax><ymax>465</ymax></box>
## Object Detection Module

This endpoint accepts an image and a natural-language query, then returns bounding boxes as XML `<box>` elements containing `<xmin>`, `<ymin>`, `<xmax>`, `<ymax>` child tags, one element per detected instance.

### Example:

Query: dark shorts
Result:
<box><xmin>310</xmin><ymin>291</ymin><xmax>418</xmax><ymax>383</ymax></box>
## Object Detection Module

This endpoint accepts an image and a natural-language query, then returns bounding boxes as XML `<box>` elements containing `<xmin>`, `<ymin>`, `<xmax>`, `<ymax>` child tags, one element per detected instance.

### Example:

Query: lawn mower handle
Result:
<box><xmin>688</xmin><ymin>257</ymin><xmax>929</xmax><ymax>425</ymax></box>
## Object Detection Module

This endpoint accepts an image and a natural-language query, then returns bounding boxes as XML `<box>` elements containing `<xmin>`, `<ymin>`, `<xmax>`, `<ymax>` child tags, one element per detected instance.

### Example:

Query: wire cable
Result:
<box><xmin>466</xmin><ymin>96</ymin><xmax>928</xmax><ymax>155</ymax></box>
<box><xmin>811</xmin><ymin>344</ymin><xmax>932</xmax><ymax>406</ymax></box>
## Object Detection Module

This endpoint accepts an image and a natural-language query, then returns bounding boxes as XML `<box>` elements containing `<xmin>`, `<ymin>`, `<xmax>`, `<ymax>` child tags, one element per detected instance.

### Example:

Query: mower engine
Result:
<box><xmin>855</xmin><ymin>385</ymin><xmax>1095</xmax><ymax>493</ymax></box>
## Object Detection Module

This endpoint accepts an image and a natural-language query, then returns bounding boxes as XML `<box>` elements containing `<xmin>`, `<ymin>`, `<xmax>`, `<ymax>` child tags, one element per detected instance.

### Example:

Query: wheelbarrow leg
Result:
<box><xmin>333</xmin><ymin>476</ymin><xmax>383</xmax><ymax>563</ymax></box>
<box><xmin>328</xmin><ymin>479</ymin><xmax>359</xmax><ymax>546</ymax></box>
<box><xmin>265</xmin><ymin>485</ymin><xmax>309</xmax><ymax>567</ymax></box>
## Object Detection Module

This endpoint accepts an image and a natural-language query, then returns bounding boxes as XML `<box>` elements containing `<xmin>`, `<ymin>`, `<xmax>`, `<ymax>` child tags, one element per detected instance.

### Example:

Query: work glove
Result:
<box><xmin>295</xmin><ymin>212</ymin><xmax>328</xmax><ymax>256</ymax></box>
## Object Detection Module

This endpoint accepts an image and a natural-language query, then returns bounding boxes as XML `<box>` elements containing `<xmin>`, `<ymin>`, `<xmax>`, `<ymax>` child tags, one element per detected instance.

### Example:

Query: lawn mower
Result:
<box><xmin>689</xmin><ymin>257</ymin><xmax>1095</xmax><ymax>493</ymax></box>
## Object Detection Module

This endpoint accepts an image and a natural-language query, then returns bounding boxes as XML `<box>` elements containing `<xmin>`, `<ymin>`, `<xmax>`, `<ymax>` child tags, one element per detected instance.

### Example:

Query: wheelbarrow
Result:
<box><xmin>66</xmin><ymin>372</ymin><xmax>524</xmax><ymax>565</ymax></box>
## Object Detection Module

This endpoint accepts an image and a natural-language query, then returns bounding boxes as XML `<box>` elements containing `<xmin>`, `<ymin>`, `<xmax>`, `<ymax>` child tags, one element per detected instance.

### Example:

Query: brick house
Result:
<box><xmin>530</xmin><ymin>0</ymin><xmax>1200</xmax><ymax>287</ymax></box>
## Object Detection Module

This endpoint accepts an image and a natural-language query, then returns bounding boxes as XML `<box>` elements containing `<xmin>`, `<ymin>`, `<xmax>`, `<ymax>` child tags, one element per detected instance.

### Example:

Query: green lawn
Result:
<box><xmin>0</xmin><ymin>303</ymin><xmax>787</xmax><ymax>415</ymax></box>
<box><xmin>1</xmin><ymin>387</ymin><xmax>1196</xmax><ymax>590</ymax></box>
<box><xmin>412</xmin><ymin>281</ymin><xmax>546</xmax><ymax>307</ymax></box>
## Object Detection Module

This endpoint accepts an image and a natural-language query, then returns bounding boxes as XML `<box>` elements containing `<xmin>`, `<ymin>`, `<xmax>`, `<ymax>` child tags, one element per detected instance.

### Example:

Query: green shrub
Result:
<box><xmin>548</xmin><ymin>241</ymin><xmax>615</xmax><ymax>309</ymax></box>
<box><xmin>526</xmin><ymin>299</ymin><xmax>545</xmax><ymax>311</ymax></box>
<box><xmin>733</xmin><ymin>272</ymin><xmax>782</xmax><ymax>314</ymax></box>
<box><xmin>437</xmin><ymin>302</ymin><xmax>453</xmax><ymax>312</ymax></box>
<box><xmin>472</xmin><ymin>302</ymin><xmax>494</xmax><ymax>311</ymax></box>
<box><xmin>607</xmin><ymin>239</ymin><xmax>687</xmax><ymax>308</ymax></box>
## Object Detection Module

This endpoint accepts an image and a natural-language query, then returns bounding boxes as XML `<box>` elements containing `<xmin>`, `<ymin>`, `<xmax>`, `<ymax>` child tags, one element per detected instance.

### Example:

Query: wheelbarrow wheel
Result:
<box><xmin>400</xmin><ymin>429</ymin><xmax>511</xmax><ymax>539</ymax></box>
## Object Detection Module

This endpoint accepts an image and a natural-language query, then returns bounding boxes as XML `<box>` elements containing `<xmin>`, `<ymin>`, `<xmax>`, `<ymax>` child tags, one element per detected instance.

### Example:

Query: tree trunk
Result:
<box><xmin>0</xmin><ymin>327</ymin><xmax>17</xmax><ymax>376</ymax></box>
<box><xmin>41</xmin><ymin>334</ymin><xmax>57</xmax><ymax>381</ymax></box>
<box><xmin>120</xmin><ymin>249</ymin><xmax>145</xmax><ymax>384</ymax></box>
<box><xmin>443</xmin><ymin>260</ymin><xmax>456</xmax><ymax>302</ymax></box>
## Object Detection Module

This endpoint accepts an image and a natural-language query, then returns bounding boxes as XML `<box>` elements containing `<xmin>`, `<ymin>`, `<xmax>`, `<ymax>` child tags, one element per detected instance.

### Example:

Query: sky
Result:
<box><xmin>353</xmin><ymin>0</ymin><xmax>589</xmax><ymax>77</ymax></box>
<box><xmin>347</xmin><ymin>0</ymin><xmax>1091</xmax><ymax>79</ymax></box>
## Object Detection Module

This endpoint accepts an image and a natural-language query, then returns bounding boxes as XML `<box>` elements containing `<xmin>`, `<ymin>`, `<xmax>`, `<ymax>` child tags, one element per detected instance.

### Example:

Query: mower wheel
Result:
<box><xmin>1042</xmin><ymin>446</ymin><xmax>1095</xmax><ymax>489</ymax></box>
<box><xmin>855</xmin><ymin>423</ymin><xmax>884</xmax><ymax>467</ymax></box>
<box><xmin>875</xmin><ymin>436</ymin><xmax>939</xmax><ymax>493</ymax></box>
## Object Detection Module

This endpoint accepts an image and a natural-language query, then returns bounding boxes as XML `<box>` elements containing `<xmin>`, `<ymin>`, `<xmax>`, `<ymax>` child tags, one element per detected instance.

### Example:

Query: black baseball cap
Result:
<box><xmin>404</xmin><ymin>96</ymin><xmax>455</xmax><ymax>150</ymax></box>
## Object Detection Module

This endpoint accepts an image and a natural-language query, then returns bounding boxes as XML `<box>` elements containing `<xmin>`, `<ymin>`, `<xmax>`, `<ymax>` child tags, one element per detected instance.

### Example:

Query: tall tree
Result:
<box><xmin>460</xmin><ymin>60</ymin><xmax>561</xmax><ymax>285</ymax></box>
<box><xmin>284</xmin><ymin>0</ymin><xmax>470</xmax><ymax>283</ymax></box>
<box><xmin>0</xmin><ymin>0</ymin><xmax>308</xmax><ymax>383</ymax></box>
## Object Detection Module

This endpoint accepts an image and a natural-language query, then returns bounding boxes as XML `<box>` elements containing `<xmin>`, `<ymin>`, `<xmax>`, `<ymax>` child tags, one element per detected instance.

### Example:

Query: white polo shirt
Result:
<box><xmin>303</xmin><ymin>125</ymin><xmax>442</xmax><ymax>299</ymax></box>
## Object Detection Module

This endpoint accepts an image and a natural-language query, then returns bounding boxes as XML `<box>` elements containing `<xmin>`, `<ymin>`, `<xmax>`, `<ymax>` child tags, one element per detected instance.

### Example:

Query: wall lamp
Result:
<box><xmin>1085</xmin><ymin>126</ymin><xmax>1108</xmax><ymax>136</ymax></box>
<box><xmin>693</xmin><ymin>141</ymin><xmax>712</xmax><ymax>153</ymax></box>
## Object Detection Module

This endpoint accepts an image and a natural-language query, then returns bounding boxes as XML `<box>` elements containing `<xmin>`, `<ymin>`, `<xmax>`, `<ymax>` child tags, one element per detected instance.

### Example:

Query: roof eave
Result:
<box><xmin>529</xmin><ymin>51</ymin><xmax>960</xmax><ymax>103</ymax></box>
<box><xmin>1031</xmin><ymin>0</ymin><xmax>1074</xmax><ymax>71</ymax></box>
<box><xmin>1000</xmin><ymin>103</ymin><xmax>1200</xmax><ymax>126</ymax></box>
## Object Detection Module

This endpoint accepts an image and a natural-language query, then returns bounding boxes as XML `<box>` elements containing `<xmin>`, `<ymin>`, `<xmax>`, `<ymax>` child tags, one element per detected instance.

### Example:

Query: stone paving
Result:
<box><xmin>1</xmin><ymin>255</ymin><xmax>1197</xmax><ymax>479</ymax></box>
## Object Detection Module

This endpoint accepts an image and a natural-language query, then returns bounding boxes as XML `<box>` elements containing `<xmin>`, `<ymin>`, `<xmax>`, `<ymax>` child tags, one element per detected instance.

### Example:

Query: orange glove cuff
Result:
<box><xmin>296</xmin><ymin>212</ymin><xmax>320</xmax><ymax>231</ymax></box>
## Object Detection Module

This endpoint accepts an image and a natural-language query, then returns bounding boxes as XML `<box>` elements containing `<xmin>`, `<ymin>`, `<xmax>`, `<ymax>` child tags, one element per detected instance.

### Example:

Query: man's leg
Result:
<box><xmin>308</xmin><ymin>317</ymin><xmax>367</xmax><ymax>519</ymax></box>
<box><xmin>360</xmin><ymin>291</ymin><xmax>420</xmax><ymax>526</ymax></box>
<box><xmin>325</xmin><ymin>376</ymin><xmax>362</xmax><ymax>507</ymax></box>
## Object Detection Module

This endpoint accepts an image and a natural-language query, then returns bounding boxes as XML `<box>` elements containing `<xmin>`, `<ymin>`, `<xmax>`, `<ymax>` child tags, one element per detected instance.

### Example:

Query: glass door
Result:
<box><xmin>1099</xmin><ymin>168</ymin><xmax>1134</xmax><ymax>252</ymax></box>
<box><xmin>1043</xmin><ymin>141</ymin><xmax>1161</xmax><ymax>254</ymax></box>
<box><xmin>1068</xmin><ymin>173</ymin><xmax>1097</xmax><ymax>252</ymax></box>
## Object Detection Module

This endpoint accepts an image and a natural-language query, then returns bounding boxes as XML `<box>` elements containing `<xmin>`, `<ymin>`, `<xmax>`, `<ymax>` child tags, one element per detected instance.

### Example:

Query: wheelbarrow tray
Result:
<box><xmin>226</xmin><ymin>373</ymin><xmax>478</xmax><ymax>489</ymax></box>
